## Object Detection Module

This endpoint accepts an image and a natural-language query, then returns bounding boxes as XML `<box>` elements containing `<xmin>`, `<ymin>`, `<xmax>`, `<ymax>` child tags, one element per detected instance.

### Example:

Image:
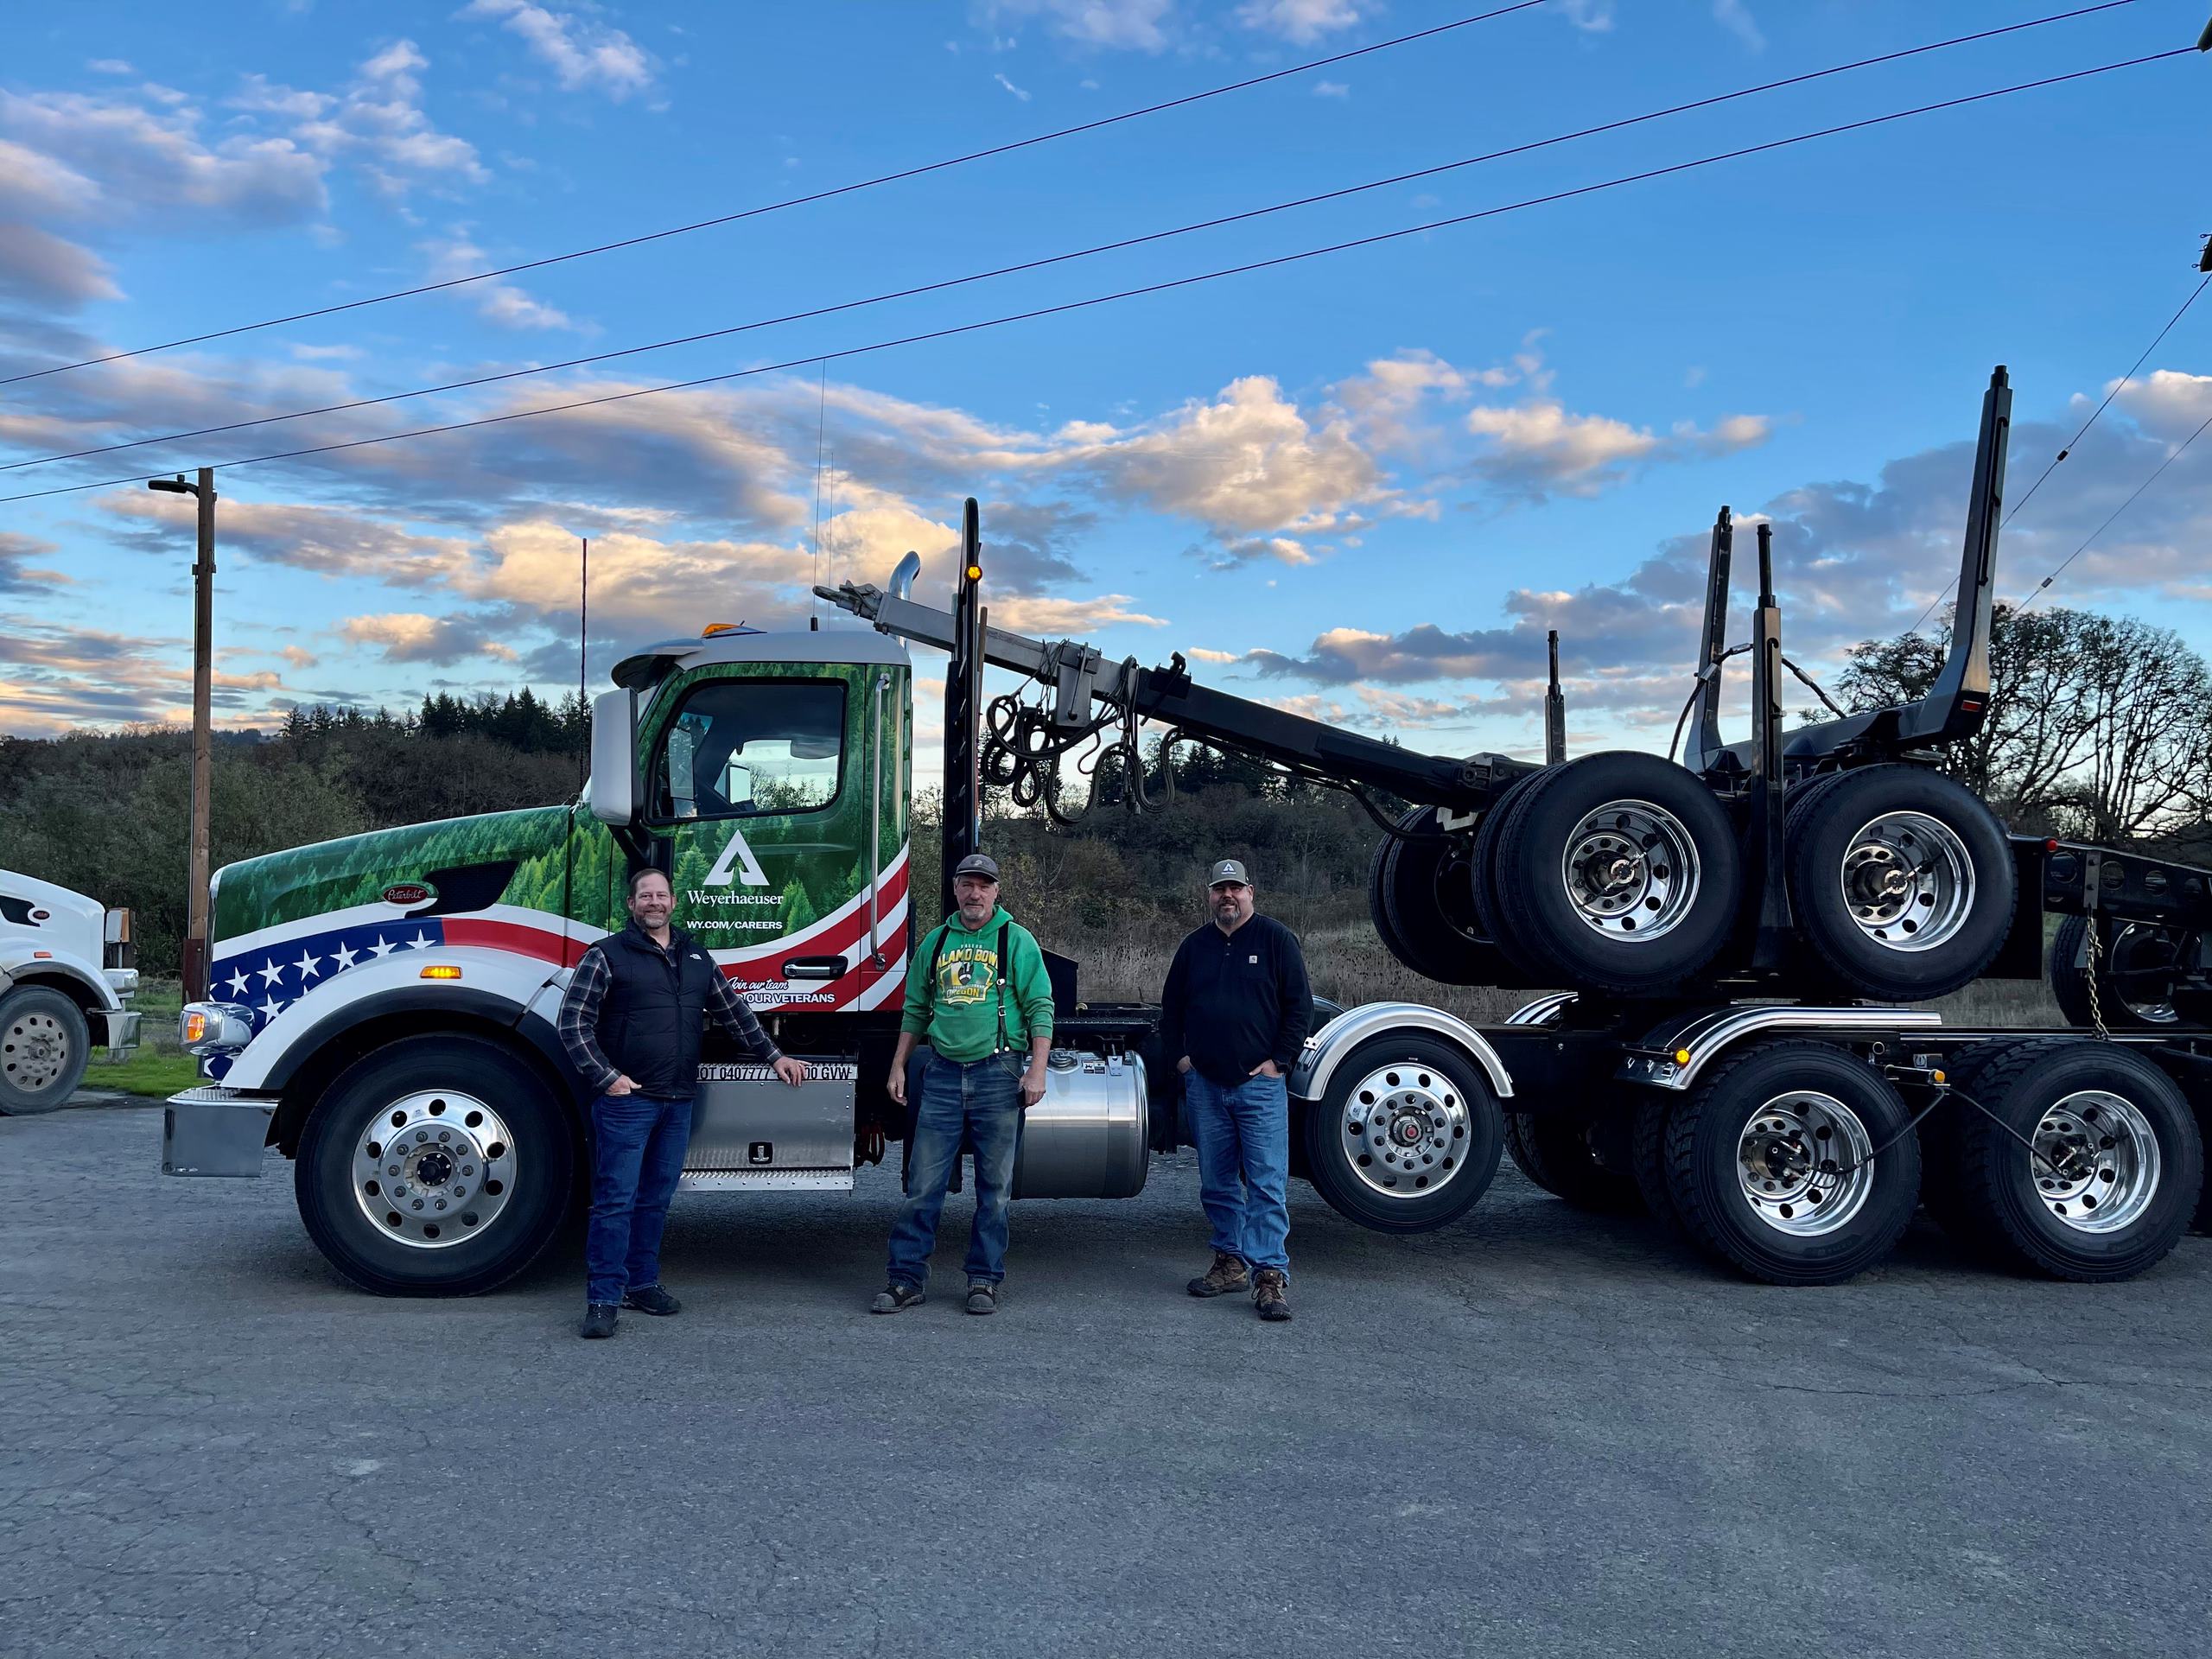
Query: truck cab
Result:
<box><xmin>1</xmin><ymin>869</ymin><xmax>140</xmax><ymax>1114</ymax></box>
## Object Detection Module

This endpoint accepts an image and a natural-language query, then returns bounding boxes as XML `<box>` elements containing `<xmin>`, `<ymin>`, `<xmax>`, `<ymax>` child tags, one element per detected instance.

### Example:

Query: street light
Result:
<box><xmin>148</xmin><ymin>468</ymin><xmax>217</xmax><ymax>1001</ymax></box>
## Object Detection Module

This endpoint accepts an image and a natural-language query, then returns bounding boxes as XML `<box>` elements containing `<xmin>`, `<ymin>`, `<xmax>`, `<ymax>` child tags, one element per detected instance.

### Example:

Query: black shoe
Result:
<box><xmin>965</xmin><ymin>1281</ymin><xmax>999</xmax><ymax>1315</ymax></box>
<box><xmin>1252</xmin><ymin>1268</ymin><xmax>1293</xmax><ymax>1323</ymax></box>
<box><xmin>623</xmin><ymin>1286</ymin><xmax>681</xmax><ymax>1317</ymax></box>
<box><xmin>870</xmin><ymin>1281</ymin><xmax>925</xmax><ymax>1314</ymax></box>
<box><xmin>579</xmin><ymin>1303</ymin><xmax>619</xmax><ymax>1339</ymax></box>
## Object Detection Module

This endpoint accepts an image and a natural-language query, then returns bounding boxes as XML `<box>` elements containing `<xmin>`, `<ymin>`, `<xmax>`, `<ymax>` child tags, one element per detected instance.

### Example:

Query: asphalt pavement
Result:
<box><xmin>5</xmin><ymin>1099</ymin><xmax>2209</xmax><ymax>1658</ymax></box>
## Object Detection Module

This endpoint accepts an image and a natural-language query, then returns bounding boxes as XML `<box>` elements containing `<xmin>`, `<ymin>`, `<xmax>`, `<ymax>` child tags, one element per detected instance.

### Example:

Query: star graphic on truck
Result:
<box><xmin>258</xmin><ymin>958</ymin><xmax>284</xmax><ymax>989</ymax></box>
<box><xmin>331</xmin><ymin>942</ymin><xmax>359</xmax><ymax>971</ymax></box>
<box><xmin>226</xmin><ymin>967</ymin><xmax>250</xmax><ymax>996</ymax></box>
<box><xmin>294</xmin><ymin>949</ymin><xmax>321</xmax><ymax>981</ymax></box>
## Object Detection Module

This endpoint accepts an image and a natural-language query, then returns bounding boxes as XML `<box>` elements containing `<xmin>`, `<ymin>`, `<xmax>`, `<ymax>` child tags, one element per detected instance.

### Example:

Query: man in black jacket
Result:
<box><xmin>559</xmin><ymin>867</ymin><xmax>806</xmax><ymax>1338</ymax></box>
<box><xmin>1159</xmin><ymin>858</ymin><xmax>1312</xmax><ymax>1322</ymax></box>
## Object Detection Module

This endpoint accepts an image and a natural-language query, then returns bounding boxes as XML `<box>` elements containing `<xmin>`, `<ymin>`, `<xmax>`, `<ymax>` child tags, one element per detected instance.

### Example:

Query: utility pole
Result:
<box><xmin>149</xmin><ymin>468</ymin><xmax>217</xmax><ymax>1000</ymax></box>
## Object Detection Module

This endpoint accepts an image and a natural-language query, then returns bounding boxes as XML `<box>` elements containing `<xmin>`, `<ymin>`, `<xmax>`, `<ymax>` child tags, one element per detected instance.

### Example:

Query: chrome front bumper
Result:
<box><xmin>103</xmin><ymin>1009</ymin><xmax>142</xmax><ymax>1056</ymax></box>
<box><xmin>162</xmin><ymin>1086</ymin><xmax>276</xmax><ymax>1178</ymax></box>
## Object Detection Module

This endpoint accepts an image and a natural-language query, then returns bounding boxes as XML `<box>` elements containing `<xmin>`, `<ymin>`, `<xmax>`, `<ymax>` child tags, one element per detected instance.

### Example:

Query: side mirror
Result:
<box><xmin>588</xmin><ymin>688</ymin><xmax>638</xmax><ymax>824</ymax></box>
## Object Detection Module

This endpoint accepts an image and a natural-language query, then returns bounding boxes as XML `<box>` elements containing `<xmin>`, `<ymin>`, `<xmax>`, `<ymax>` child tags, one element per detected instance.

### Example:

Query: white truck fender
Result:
<box><xmin>1289</xmin><ymin>1001</ymin><xmax>1516</xmax><ymax>1103</ymax></box>
<box><xmin>220</xmin><ymin>945</ymin><xmax>567</xmax><ymax>1091</ymax></box>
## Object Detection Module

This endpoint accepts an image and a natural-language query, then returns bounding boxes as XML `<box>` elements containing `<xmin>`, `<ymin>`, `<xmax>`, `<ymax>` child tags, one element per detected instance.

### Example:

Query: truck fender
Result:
<box><xmin>1290</xmin><ymin>1001</ymin><xmax>1516</xmax><ymax>1103</ymax></box>
<box><xmin>0</xmin><ymin>950</ymin><xmax>120</xmax><ymax>1015</ymax></box>
<box><xmin>222</xmin><ymin>946</ymin><xmax>567</xmax><ymax>1092</ymax></box>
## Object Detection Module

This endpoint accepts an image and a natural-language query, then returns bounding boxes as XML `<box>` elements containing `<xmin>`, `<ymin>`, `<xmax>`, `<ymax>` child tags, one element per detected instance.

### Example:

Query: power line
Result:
<box><xmin>1906</xmin><ymin>268</ymin><xmax>2210</xmax><ymax>634</ymax></box>
<box><xmin>2014</xmin><ymin>403</ymin><xmax>2212</xmax><ymax>612</ymax></box>
<box><xmin>0</xmin><ymin>46</ymin><xmax>2187</xmax><ymax>512</ymax></box>
<box><xmin>0</xmin><ymin>2</ymin><xmax>2147</xmax><ymax>479</ymax></box>
<box><xmin>0</xmin><ymin>1</ymin><xmax>1555</xmax><ymax>388</ymax></box>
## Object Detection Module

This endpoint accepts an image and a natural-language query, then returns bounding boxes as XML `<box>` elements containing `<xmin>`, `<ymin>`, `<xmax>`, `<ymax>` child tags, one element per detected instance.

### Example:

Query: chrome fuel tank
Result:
<box><xmin>1012</xmin><ymin>1048</ymin><xmax>1149</xmax><ymax>1200</ymax></box>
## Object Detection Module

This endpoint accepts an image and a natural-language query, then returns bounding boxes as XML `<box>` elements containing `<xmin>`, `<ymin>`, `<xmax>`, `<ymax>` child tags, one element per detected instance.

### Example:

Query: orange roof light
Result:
<box><xmin>702</xmin><ymin>622</ymin><xmax>747</xmax><ymax>638</ymax></box>
<box><xmin>419</xmin><ymin>964</ymin><xmax>463</xmax><ymax>981</ymax></box>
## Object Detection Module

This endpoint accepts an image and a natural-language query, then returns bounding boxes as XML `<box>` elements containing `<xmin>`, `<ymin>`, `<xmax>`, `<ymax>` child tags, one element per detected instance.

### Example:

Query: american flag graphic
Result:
<box><xmin>210</xmin><ymin>918</ymin><xmax>461</xmax><ymax>1032</ymax></box>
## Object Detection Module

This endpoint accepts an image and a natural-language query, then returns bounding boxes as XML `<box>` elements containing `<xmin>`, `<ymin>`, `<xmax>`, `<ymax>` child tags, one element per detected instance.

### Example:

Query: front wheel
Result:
<box><xmin>0</xmin><ymin>985</ymin><xmax>91</xmax><ymax>1114</ymax></box>
<box><xmin>296</xmin><ymin>1034</ymin><xmax>578</xmax><ymax>1296</ymax></box>
<box><xmin>1664</xmin><ymin>1040</ymin><xmax>1921</xmax><ymax>1285</ymax></box>
<box><xmin>1302</xmin><ymin>1035</ymin><xmax>1503</xmax><ymax>1234</ymax></box>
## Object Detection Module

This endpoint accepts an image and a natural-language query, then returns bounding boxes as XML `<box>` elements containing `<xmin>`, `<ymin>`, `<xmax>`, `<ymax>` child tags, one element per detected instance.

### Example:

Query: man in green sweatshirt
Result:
<box><xmin>872</xmin><ymin>852</ymin><xmax>1055</xmax><ymax>1316</ymax></box>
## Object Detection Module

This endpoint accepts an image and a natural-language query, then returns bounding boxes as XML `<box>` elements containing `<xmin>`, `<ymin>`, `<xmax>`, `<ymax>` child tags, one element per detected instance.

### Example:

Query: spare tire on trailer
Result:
<box><xmin>2050</xmin><ymin>914</ymin><xmax>2193</xmax><ymax>1030</ymax></box>
<box><xmin>1663</xmin><ymin>1039</ymin><xmax>1922</xmax><ymax>1285</ymax></box>
<box><xmin>1503</xmin><ymin>1109</ymin><xmax>1643</xmax><ymax>1213</ymax></box>
<box><xmin>1490</xmin><ymin>752</ymin><xmax>1744</xmax><ymax>995</ymax></box>
<box><xmin>1940</xmin><ymin>1036</ymin><xmax>2201</xmax><ymax>1281</ymax></box>
<box><xmin>1374</xmin><ymin>807</ymin><xmax>1513</xmax><ymax>987</ymax></box>
<box><xmin>1783</xmin><ymin>765</ymin><xmax>2015</xmax><ymax>1001</ymax></box>
<box><xmin>1302</xmin><ymin>1033</ymin><xmax>1503</xmax><ymax>1234</ymax></box>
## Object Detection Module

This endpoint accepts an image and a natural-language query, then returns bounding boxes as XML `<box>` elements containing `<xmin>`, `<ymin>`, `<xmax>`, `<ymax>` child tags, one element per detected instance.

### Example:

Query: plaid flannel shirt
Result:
<box><xmin>557</xmin><ymin>931</ymin><xmax>782</xmax><ymax>1092</ymax></box>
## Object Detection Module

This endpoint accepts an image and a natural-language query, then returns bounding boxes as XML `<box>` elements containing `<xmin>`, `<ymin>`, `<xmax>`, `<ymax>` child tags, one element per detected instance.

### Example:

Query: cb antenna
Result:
<box><xmin>578</xmin><ymin>535</ymin><xmax>588</xmax><ymax>786</ymax></box>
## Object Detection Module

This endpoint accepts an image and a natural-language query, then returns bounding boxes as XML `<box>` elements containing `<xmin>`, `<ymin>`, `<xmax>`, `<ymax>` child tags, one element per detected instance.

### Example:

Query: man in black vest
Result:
<box><xmin>559</xmin><ymin>866</ymin><xmax>806</xmax><ymax>1338</ymax></box>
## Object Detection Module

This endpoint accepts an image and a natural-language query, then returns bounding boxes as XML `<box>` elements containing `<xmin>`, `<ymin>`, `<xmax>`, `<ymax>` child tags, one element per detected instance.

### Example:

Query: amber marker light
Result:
<box><xmin>419</xmin><ymin>964</ymin><xmax>463</xmax><ymax>980</ymax></box>
<box><xmin>1674</xmin><ymin>1048</ymin><xmax>1692</xmax><ymax>1065</ymax></box>
<box><xmin>182</xmin><ymin>1011</ymin><xmax>208</xmax><ymax>1044</ymax></box>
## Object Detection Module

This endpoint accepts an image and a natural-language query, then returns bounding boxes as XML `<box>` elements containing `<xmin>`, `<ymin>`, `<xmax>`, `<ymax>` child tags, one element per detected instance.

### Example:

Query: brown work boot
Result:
<box><xmin>1186</xmin><ymin>1250</ymin><xmax>1249</xmax><ymax>1298</ymax></box>
<box><xmin>1251</xmin><ymin>1268</ymin><xmax>1292</xmax><ymax>1322</ymax></box>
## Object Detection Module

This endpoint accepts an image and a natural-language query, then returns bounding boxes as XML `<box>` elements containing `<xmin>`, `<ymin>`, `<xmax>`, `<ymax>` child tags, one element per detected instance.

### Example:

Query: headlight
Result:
<box><xmin>181</xmin><ymin>1002</ymin><xmax>256</xmax><ymax>1055</ymax></box>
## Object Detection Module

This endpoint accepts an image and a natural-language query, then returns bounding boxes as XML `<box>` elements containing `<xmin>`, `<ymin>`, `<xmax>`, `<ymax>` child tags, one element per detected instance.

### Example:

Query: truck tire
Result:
<box><xmin>1491</xmin><ymin>752</ymin><xmax>1743</xmax><ymax>995</ymax></box>
<box><xmin>1942</xmin><ymin>1038</ymin><xmax>2201</xmax><ymax>1281</ymax></box>
<box><xmin>296</xmin><ymin>1034</ymin><xmax>578</xmax><ymax>1296</ymax></box>
<box><xmin>1367</xmin><ymin>813</ymin><xmax>1419</xmax><ymax>968</ymax></box>
<box><xmin>1783</xmin><ymin>765</ymin><xmax>2014</xmax><ymax>1001</ymax></box>
<box><xmin>1303</xmin><ymin>1034</ymin><xmax>1503</xmax><ymax>1234</ymax></box>
<box><xmin>1502</xmin><ymin>1109</ymin><xmax>1643</xmax><ymax>1213</ymax></box>
<box><xmin>1663</xmin><ymin>1040</ymin><xmax>1921</xmax><ymax>1286</ymax></box>
<box><xmin>1376</xmin><ymin>811</ymin><xmax>1512</xmax><ymax>987</ymax></box>
<box><xmin>0</xmin><ymin>985</ymin><xmax>92</xmax><ymax>1115</ymax></box>
<box><xmin>1467</xmin><ymin>772</ymin><xmax>1543</xmax><ymax>967</ymax></box>
<box><xmin>2050</xmin><ymin>915</ymin><xmax>2190</xmax><ymax>1030</ymax></box>
<box><xmin>1630</xmin><ymin>1092</ymin><xmax>1691</xmax><ymax>1242</ymax></box>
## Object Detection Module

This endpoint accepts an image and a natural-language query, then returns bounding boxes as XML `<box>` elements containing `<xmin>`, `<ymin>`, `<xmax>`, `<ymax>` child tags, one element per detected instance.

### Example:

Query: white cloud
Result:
<box><xmin>1712</xmin><ymin>0</ymin><xmax>1765</xmax><ymax>51</ymax></box>
<box><xmin>461</xmin><ymin>0</ymin><xmax>658</xmax><ymax>100</ymax></box>
<box><xmin>422</xmin><ymin>228</ymin><xmax>583</xmax><ymax>330</ymax></box>
<box><xmin>0</xmin><ymin>221</ymin><xmax>120</xmax><ymax>307</ymax></box>
<box><xmin>1553</xmin><ymin>0</ymin><xmax>1614</xmax><ymax>32</ymax></box>
<box><xmin>287</xmin><ymin>41</ymin><xmax>488</xmax><ymax>198</ymax></box>
<box><xmin>86</xmin><ymin>60</ymin><xmax>135</xmax><ymax>76</ymax></box>
<box><xmin>340</xmin><ymin>611</ymin><xmax>518</xmax><ymax>664</ymax></box>
<box><xmin>982</xmin><ymin>0</ymin><xmax>1175</xmax><ymax>51</ymax></box>
<box><xmin>1464</xmin><ymin>398</ymin><xmax>1770</xmax><ymax>499</ymax></box>
<box><xmin>1312</xmin><ymin>80</ymin><xmax>1350</xmax><ymax>99</ymax></box>
<box><xmin>1238</xmin><ymin>0</ymin><xmax>1363</xmax><ymax>44</ymax></box>
<box><xmin>994</xmin><ymin>72</ymin><xmax>1032</xmax><ymax>101</ymax></box>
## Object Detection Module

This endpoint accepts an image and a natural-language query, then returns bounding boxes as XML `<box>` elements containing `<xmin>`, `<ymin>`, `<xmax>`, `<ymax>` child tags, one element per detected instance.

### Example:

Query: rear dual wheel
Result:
<box><xmin>1370</xmin><ymin>807</ymin><xmax>1514</xmax><ymax>987</ymax></box>
<box><xmin>1923</xmin><ymin>1039</ymin><xmax>2201</xmax><ymax>1281</ymax></box>
<box><xmin>1663</xmin><ymin>1040</ymin><xmax>1921</xmax><ymax>1285</ymax></box>
<box><xmin>1503</xmin><ymin>1108</ymin><xmax>1643</xmax><ymax>1214</ymax></box>
<box><xmin>1303</xmin><ymin>1035</ymin><xmax>1503</xmax><ymax>1233</ymax></box>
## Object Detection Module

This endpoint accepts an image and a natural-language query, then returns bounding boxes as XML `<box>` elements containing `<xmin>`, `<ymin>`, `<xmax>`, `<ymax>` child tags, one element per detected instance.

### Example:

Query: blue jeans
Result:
<box><xmin>1184</xmin><ymin>1071</ymin><xmax>1291</xmax><ymax>1277</ymax></box>
<box><xmin>586</xmin><ymin>1091</ymin><xmax>694</xmax><ymax>1306</ymax></box>
<box><xmin>887</xmin><ymin>1053</ymin><xmax>1023</xmax><ymax>1290</ymax></box>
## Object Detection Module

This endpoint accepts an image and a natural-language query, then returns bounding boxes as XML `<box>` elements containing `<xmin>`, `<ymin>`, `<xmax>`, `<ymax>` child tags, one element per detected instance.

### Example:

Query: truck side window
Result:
<box><xmin>650</xmin><ymin>678</ymin><xmax>846</xmax><ymax>821</ymax></box>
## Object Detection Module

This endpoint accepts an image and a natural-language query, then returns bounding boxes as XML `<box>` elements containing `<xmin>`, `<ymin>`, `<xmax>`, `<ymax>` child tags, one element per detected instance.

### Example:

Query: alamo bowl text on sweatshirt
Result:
<box><xmin>899</xmin><ymin>906</ymin><xmax>1055</xmax><ymax>1063</ymax></box>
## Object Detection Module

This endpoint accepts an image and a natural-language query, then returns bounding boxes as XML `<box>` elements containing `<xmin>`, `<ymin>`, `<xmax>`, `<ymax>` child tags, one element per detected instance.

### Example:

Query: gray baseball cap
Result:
<box><xmin>1207</xmin><ymin>858</ymin><xmax>1250</xmax><ymax>887</ymax></box>
<box><xmin>954</xmin><ymin>852</ymin><xmax>1001</xmax><ymax>881</ymax></box>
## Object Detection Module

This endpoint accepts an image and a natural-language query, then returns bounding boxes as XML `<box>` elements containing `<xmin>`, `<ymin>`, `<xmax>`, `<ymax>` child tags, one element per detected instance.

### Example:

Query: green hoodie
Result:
<box><xmin>900</xmin><ymin>906</ymin><xmax>1055</xmax><ymax>1062</ymax></box>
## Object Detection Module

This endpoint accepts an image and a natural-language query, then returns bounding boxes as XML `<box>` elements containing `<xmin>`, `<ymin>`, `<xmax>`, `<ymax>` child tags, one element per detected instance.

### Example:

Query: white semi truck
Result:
<box><xmin>0</xmin><ymin>870</ymin><xmax>142</xmax><ymax>1113</ymax></box>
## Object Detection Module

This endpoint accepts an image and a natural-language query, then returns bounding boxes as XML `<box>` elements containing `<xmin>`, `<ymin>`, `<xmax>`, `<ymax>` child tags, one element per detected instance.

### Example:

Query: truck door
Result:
<box><xmin>642</xmin><ymin>661</ymin><xmax>909</xmax><ymax>1017</ymax></box>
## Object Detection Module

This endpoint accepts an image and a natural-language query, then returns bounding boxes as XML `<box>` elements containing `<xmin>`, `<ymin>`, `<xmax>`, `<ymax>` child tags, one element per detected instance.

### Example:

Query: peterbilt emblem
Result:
<box><xmin>382</xmin><ymin>882</ymin><xmax>437</xmax><ymax>908</ymax></box>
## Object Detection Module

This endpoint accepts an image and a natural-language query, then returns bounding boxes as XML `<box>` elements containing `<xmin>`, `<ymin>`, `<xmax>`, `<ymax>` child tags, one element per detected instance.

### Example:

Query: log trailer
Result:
<box><xmin>164</xmin><ymin>367</ymin><xmax>2210</xmax><ymax>1293</ymax></box>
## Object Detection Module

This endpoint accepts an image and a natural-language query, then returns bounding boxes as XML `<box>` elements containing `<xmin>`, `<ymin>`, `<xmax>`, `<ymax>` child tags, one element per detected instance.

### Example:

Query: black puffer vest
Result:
<box><xmin>595</xmin><ymin>923</ymin><xmax>719</xmax><ymax>1097</ymax></box>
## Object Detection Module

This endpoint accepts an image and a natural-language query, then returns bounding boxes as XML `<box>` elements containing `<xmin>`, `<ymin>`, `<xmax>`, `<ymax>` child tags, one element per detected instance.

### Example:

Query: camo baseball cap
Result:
<box><xmin>1208</xmin><ymin>858</ymin><xmax>1250</xmax><ymax>887</ymax></box>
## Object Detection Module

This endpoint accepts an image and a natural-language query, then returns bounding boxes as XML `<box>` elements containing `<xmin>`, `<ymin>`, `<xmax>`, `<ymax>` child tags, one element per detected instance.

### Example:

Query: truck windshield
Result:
<box><xmin>654</xmin><ymin>678</ymin><xmax>845</xmax><ymax>819</ymax></box>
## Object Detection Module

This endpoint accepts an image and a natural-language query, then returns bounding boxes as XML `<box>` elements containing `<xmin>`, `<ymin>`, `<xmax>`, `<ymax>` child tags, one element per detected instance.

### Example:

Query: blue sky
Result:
<box><xmin>3</xmin><ymin>0</ymin><xmax>2208</xmax><ymax>770</ymax></box>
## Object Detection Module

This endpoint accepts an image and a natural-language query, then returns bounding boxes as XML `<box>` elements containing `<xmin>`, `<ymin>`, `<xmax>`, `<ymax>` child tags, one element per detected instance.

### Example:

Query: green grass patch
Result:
<box><xmin>92</xmin><ymin>1049</ymin><xmax>203</xmax><ymax>1098</ymax></box>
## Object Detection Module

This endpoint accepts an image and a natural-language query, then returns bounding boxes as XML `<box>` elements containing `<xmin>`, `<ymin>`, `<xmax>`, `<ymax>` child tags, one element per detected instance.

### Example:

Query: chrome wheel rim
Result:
<box><xmin>2031</xmin><ymin>1090</ymin><xmax>2159</xmax><ymax>1233</ymax></box>
<box><xmin>1560</xmin><ymin>798</ymin><xmax>1700</xmax><ymax>941</ymax></box>
<box><xmin>1734</xmin><ymin>1091</ymin><xmax>1875</xmax><ymax>1236</ymax></box>
<box><xmin>2106</xmin><ymin>925</ymin><xmax>2184</xmax><ymax>1025</ymax></box>
<box><xmin>350</xmin><ymin>1090</ymin><xmax>518</xmax><ymax>1249</ymax></box>
<box><xmin>2</xmin><ymin>1008</ymin><xmax>73</xmax><ymax>1096</ymax></box>
<box><xmin>1838</xmin><ymin>810</ymin><xmax>1974</xmax><ymax>952</ymax></box>
<box><xmin>1341</xmin><ymin>1062</ymin><xmax>1471</xmax><ymax>1200</ymax></box>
